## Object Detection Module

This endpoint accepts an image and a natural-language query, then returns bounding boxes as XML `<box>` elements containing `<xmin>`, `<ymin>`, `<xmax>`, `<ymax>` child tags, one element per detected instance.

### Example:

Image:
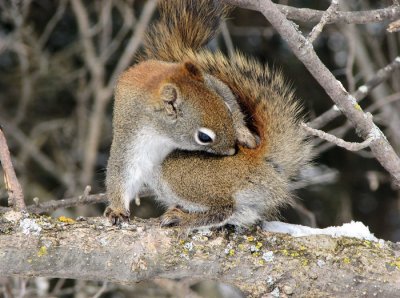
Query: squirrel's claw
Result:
<box><xmin>237</xmin><ymin>127</ymin><xmax>258</xmax><ymax>149</ymax></box>
<box><xmin>160</xmin><ymin>207</ymin><xmax>186</xmax><ymax>227</ymax></box>
<box><xmin>104</xmin><ymin>206</ymin><xmax>130</xmax><ymax>226</ymax></box>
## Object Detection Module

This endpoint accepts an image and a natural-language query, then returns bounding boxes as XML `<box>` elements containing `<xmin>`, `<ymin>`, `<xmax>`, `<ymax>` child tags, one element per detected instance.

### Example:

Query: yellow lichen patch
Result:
<box><xmin>389</xmin><ymin>258</ymin><xmax>400</xmax><ymax>270</ymax></box>
<box><xmin>255</xmin><ymin>242</ymin><xmax>263</xmax><ymax>249</ymax></box>
<box><xmin>354</xmin><ymin>103</ymin><xmax>362</xmax><ymax>111</ymax></box>
<box><xmin>363</xmin><ymin>240</ymin><xmax>372</xmax><ymax>248</ymax></box>
<box><xmin>301</xmin><ymin>259</ymin><xmax>309</xmax><ymax>266</ymax></box>
<box><xmin>238</xmin><ymin>244</ymin><xmax>245</xmax><ymax>251</ymax></box>
<box><xmin>37</xmin><ymin>246</ymin><xmax>47</xmax><ymax>257</ymax></box>
<box><xmin>343</xmin><ymin>257</ymin><xmax>351</xmax><ymax>264</ymax></box>
<box><xmin>290</xmin><ymin>251</ymin><xmax>300</xmax><ymax>257</ymax></box>
<box><xmin>58</xmin><ymin>216</ymin><xmax>75</xmax><ymax>224</ymax></box>
<box><xmin>27</xmin><ymin>259</ymin><xmax>32</xmax><ymax>263</ymax></box>
<box><xmin>247</xmin><ymin>236</ymin><xmax>255</xmax><ymax>242</ymax></box>
<box><xmin>228</xmin><ymin>249</ymin><xmax>235</xmax><ymax>256</ymax></box>
<box><xmin>281</xmin><ymin>249</ymin><xmax>289</xmax><ymax>256</ymax></box>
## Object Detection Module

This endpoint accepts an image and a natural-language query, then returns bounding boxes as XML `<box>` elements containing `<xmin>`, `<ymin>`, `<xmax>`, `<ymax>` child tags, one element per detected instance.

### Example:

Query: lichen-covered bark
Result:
<box><xmin>0</xmin><ymin>214</ymin><xmax>399</xmax><ymax>297</ymax></box>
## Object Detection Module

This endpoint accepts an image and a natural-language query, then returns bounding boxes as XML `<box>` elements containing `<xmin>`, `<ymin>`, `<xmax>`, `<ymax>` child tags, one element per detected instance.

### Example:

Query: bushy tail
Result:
<box><xmin>143</xmin><ymin>0</ymin><xmax>231</xmax><ymax>61</ymax></box>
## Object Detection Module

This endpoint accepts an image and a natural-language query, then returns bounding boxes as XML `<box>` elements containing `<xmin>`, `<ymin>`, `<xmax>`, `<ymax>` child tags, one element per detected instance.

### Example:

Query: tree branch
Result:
<box><xmin>275</xmin><ymin>3</ymin><xmax>400</xmax><ymax>24</ymax></box>
<box><xmin>0</xmin><ymin>188</ymin><xmax>154</xmax><ymax>214</ymax></box>
<box><xmin>307</xmin><ymin>0</ymin><xmax>339</xmax><ymax>43</ymax></box>
<box><xmin>309</xmin><ymin>57</ymin><xmax>400</xmax><ymax>129</ymax></box>
<box><xmin>0</xmin><ymin>216</ymin><xmax>399</xmax><ymax>297</ymax></box>
<box><xmin>301</xmin><ymin>122</ymin><xmax>376</xmax><ymax>152</ymax></box>
<box><xmin>0</xmin><ymin>127</ymin><xmax>25</xmax><ymax>211</ymax></box>
<box><xmin>224</xmin><ymin>0</ymin><xmax>400</xmax><ymax>187</ymax></box>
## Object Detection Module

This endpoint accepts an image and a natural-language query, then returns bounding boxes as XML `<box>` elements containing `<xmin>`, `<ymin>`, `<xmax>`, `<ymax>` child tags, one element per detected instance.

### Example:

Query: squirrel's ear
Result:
<box><xmin>160</xmin><ymin>83</ymin><xmax>181</xmax><ymax>117</ymax></box>
<box><xmin>183</xmin><ymin>61</ymin><xmax>203</xmax><ymax>81</ymax></box>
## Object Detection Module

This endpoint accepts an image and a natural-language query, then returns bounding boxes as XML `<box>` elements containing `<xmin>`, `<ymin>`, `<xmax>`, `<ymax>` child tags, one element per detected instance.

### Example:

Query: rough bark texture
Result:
<box><xmin>0</xmin><ymin>128</ymin><xmax>25</xmax><ymax>211</ymax></box>
<box><xmin>0</xmin><ymin>214</ymin><xmax>399</xmax><ymax>297</ymax></box>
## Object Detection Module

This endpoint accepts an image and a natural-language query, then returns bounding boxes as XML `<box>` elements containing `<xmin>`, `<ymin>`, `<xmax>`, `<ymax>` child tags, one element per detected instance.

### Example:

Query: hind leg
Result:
<box><xmin>160</xmin><ymin>205</ymin><xmax>234</xmax><ymax>229</ymax></box>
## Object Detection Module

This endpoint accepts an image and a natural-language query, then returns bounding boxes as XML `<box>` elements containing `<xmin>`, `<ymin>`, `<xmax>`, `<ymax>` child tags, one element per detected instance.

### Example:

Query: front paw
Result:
<box><xmin>104</xmin><ymin>206</ymin><xmax>130</xmax><ymax>226</ymax></box>
<box><xmin>237</xmin><ymin>127</ymin><xmax>258</xmax><ymax>149</ymax></box>
<box><xmin>160</xmin><ymin>207</ymin><xmax>187</xmax><ymax>227</ymax></box>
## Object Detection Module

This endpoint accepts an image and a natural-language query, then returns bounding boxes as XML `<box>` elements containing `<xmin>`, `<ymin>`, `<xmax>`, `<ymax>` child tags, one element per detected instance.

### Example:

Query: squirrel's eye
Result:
<box><xmin>195</xmin><ymin>128</ymin><xmax>216</xmax><ymax>145</ymax></box>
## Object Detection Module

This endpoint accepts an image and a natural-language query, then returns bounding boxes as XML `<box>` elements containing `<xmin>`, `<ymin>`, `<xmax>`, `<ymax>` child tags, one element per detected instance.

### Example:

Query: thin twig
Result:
<box><xmin>0</xmin><ymin>127</ymin><xmax>25</xmax><ymax>211</ymax></box>
<box><xmin>70</xmin><ymin>0</ymin><xmax>103</xmax><ymax>81</ymax></box>
<box><xmin>108</xmin><ymin>0</ymin><xmax>158</xmax><ymax>87</ymax></box>
<box><xmin>0</xmin><ymin>194</ymin><xmax>106</xmax><ymax>214</ymax></box>
<box><xmin>220</xmin><ymin>21</ymin><xmax>235</xmax><ymax>58</ymax></box>
<box><xmin>343</xmin><ymin>26</ymin><xmax>357</xmax><ymax>94</ymax></box>
<box><xmin>0</xmin><ymin>120</ymin><xmax>71</xmax><ymax>187</ymax></box>
<box><xmin>0</xmin><ymin>188</ymin><xmax>154</xmax><ymax>214</ymax></box>
<box><xmin>292</xmin><ymin>201</ymin><xmax>317</xmax><ymax>228</ymax></box>
<box><xmin>276</xmin><ymin>3</ymin><xmax>400</xmax><ymax>24</ymax></box>
<box><xmin>38</xmin><ymin>0</ymin><xmax>67</xmax><ymax>48</ymax></box>
<box><xmin>49</xmin><ymin>278</ymin><xmax>66</xmax><ymax>297</ymax></box>
<box><xmin>367</xmin><ymin>92</ymin><xmax>400</xmax><ymax>114</ymax></box>
<box><xmin>308</xmin><ymin>0</ymin><xmax>339</xmax><ymax>43</ymax></box>
<box><xmin>301</xmin><ymin>123</ymin><xmax>376</xmax><ymax>152</ymax></box>
<box><xmin>314</xmin><ymin>123</ymin><xmax>351</xmax><ymax>154</ymax></box>
<box><xmin>92</xmin><ymin>282</ymin><xmax>108</xmax><ymax>298</ymax></box>
<box><xmin>308</xmin><ymin>57</ymin><xmax>400</xmax><ymax>129</ymax></box>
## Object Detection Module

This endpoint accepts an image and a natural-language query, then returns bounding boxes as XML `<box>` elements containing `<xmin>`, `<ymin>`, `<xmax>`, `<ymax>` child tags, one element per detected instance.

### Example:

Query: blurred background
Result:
<box><xmin>1</xmin><ymin>0</ymin><xmax>399</xmax><ymax>297</ymax></box>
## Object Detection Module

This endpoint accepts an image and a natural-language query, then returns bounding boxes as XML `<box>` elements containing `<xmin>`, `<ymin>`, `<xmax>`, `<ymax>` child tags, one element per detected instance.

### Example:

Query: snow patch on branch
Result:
<box><xmin>20</xmin><ymin>218</ymin><xmax>42</xmax><ymax>235</ymax></box>
<box><xmin>262</xmin><ymin>221</ymin><xmax>380</xmax><ymax>242</ymax></box>
<box><xmin>357</xmin><ymin>85</ymin><xmax>369</xmax><ymax>94</ymax></box>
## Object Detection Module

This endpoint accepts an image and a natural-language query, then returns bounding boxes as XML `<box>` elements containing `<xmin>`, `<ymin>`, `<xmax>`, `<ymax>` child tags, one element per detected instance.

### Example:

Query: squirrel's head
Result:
<box><xmin>157</xmin><ymin>61</ymin><xmax>237</xmax><ymax>156</ymax></box>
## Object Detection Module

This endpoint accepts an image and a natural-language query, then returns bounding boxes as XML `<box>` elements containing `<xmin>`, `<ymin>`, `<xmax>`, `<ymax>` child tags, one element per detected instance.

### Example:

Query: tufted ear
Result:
<box><xmin>183</xmin><ymin>61</ymin><xmax>203</xmax><ymax>82</ymax></box>
<box><xmin>160</xmin><ymin>83</ymin><xmax>181</xmax><ymax>117</ymax></box>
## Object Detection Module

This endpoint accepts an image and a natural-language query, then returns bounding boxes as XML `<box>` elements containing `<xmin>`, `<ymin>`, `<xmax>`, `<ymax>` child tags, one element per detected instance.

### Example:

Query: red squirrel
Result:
<box><xmin>105</xmin><ymin>0</ymin><xmax>312</xmax><ymax>228</ymax></box>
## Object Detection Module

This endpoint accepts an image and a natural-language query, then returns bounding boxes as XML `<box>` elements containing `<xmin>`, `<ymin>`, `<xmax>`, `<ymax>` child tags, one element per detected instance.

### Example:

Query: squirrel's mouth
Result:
<box><xmin>207</xmin><ymin>147</ymin><xmax>236</xmax><ymax>156</ymax></box>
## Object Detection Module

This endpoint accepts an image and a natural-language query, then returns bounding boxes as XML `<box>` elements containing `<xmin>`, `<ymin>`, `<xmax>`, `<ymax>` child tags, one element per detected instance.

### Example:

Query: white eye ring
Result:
<box><xmin>194</xmin><ymin>127</ymin><xmax>216</xmax><ymax>145</ymax></box>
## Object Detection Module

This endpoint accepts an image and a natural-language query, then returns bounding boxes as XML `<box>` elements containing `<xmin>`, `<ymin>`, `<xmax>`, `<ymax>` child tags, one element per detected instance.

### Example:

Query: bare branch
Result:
<box><xmin>275</xmin><ymin>3</ymin><xmax>400</xmax><ymax>24</ymax></box>
<box><xmin>38</xmin><ymin>0</ymin><xmax>68</xmax><ymax>48</ymax></box>
<box><xmin>92</xmin><ymin>281</ymin><xmax>108</xmax><ymax>298</ymax></box>
<box><xmin>0</xmin><ymin>127</ymin><xmax>25</xmax><ymax>211</ymax></box>
<box><xmin>220</xmin><ymin>22</ymin><xmax>235</xmax><ymax>58</ymax></box>
<box><xmin>301</xmin><ymin>123</ymin><xmax>376</xmax><ymax>152</ymax></box>
<box><xmin>70</xmin><ymin>0</ymin><xmax>103</xmax><ymax>81</ymax></box>
<box><xmin>0</xmin><ymin>120</ymin><xmax>71</xmax><ymax>187</ymax></box>
<box><xmin>0</xmin><ymin>188</ymin><xmax>153</xmax><ymax>214</ymax></box>
<box><xmin>224</xmin><ymin>0</ymin><xmax>400</xmax><ymax>187</ymax></box>
<box><xmin>309</xmin><ymin>57</ymin><xmax>400</xmax><ymax>129</ymax></box>
<box><xmin>0</xmin><ymin>193</ymin><xmax>105</xmax><ymax>214</ymax></box>
<box><xmin>308</xmin><ymin>0</ymin><xmax>339</xmax><ymax>43</ymax></box>
<box><xmin>108</xmin><ymin>0</ymin><xmax>158</xmax><ymax>88</ymax></box>
<box><xmin>367</xmin><ymin>92</ymin><xmax>400</xmax><ymax>114</ymax></box>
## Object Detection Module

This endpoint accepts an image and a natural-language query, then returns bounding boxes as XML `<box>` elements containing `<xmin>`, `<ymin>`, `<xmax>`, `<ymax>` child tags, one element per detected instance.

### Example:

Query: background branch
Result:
<box><xmin>0</xmin><ymin>128</ymin><xmax>25</xmax><ymax>211</ymax></box>
<box><xmin>309</xmin><ymin>57</ymin><xmax>400</xmax><ymax>129</ymax></box>
<box><xmin>276</xmin><ymin>3</ymin><xmax>400</xmax><ymax>24</ymax></box>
